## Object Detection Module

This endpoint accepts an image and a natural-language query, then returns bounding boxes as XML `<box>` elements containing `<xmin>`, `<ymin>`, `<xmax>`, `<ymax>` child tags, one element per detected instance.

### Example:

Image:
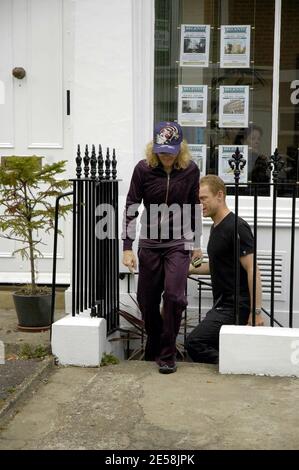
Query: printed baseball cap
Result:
<box><xmin>153</xmin><ymin>121</ymin><xmax>183</xmax><ymax>155</ymax></box>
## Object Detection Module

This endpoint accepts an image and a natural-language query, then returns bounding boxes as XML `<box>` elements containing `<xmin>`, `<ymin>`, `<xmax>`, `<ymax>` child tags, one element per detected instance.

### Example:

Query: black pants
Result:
<box><xmin>185</xmin><ymin>301</ymin><xmax>250</xmax><ymax>364</ymax></box>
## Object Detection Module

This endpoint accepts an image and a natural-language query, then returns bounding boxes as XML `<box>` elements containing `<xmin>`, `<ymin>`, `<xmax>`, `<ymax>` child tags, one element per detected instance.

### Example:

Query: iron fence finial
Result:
<box><xmin>98</xmin><ymin>144</ymin><xmax>104</xmax><ymax>180</ymax></box>
<box><xmin>112</xmin><ymin>148</ymin><xmax>117</xmax><ymax>180</ymax></box>
<box><xmin>83</xmin><ymin>144</ymin><xmax>90</xmax><ymax>178</ymax></box>
<box><xmin>268</xmin><ymin>148</ymin><xmax>285</xmax><ymax>183</ymax></box>
<box><xmin>228</xmin><ymin>147</ymin><xmax>246</xmax><ymax>184</ymax></box>
<box><xmin>105</xmin><ymin>148</ymin><xmax>111</xmax><ymax>180</ymax></box>
<box><xmin>90</xmin><ymin>144</ymin><xmax>97</xmax><ymax>180</ymax></box>
<box><xmin>76</xmin><ymin>144</ymin><xmax>82</xmax><ymax>178</ymax></box>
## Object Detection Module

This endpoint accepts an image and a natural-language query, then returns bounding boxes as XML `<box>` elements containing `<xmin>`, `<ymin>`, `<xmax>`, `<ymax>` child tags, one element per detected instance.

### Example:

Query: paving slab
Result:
<box><xmin>0</xmin><ymin>361</ymin><xmax>299</xmax><ymax>450</ymax></box>
<box><xmin>0</xmin><ymin>309</ymin><xmax>62</xmax><ymax>422</ymax></box>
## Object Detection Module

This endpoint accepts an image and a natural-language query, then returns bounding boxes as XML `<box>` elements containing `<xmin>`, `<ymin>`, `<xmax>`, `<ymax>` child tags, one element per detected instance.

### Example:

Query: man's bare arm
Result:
<box><xmin>240</xmin><ymin>253</ymin><xmax>264</xmax><ymax>326</ymax></box>
<box><xmin>189</xmin><ymin>261</ymin><xmax>210</xmax><ymax>276</ymax></box>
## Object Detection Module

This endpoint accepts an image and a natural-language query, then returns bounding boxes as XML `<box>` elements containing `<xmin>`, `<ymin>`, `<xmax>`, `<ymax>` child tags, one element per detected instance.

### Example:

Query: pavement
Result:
<box><xmin>0</xmin><ymin>309</ymin><xmax>63</xmax><ymax>420</ymax></box>
<box><xmin>1</xmin><ymin>309</ymin><xmax>299</xmax><ymax>450</ymax></box>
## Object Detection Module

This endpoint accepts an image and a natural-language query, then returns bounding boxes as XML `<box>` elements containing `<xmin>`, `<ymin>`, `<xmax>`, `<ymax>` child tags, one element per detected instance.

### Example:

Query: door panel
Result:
<box><xmin>0</xmin><ymin>0</ymin><xmax>72</xmax><ymax>283</ymax></box>
<box><xmin>0</xmin><ymin>0</ymin><xmax>14</xmax><ymax>147</ymax></box>
<box><xmin>28</xmin><ymin>0</ymin><xmax>63</xmax><ymax>148</ymax></box>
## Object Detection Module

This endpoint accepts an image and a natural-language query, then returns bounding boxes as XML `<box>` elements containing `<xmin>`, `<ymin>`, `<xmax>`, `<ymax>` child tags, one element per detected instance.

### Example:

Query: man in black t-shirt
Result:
<box><xmin>185</xmin><ymin>175</ymin><xmax>264</xmax><ymax>364</ymax></box>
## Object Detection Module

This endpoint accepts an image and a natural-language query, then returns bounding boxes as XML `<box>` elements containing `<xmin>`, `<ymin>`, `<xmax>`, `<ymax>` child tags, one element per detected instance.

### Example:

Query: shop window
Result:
<box><xmin>154</xmin><ymin>0</ymin><xmax>276</xmax><ymax>196</ymax></box>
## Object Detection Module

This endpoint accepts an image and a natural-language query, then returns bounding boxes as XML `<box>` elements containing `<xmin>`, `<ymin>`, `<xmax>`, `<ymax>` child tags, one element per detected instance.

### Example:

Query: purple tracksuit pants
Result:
<box><xmin>137</xmin><ymin>245</ymin><xmax>191</xmax><ymax>363</ymax></box>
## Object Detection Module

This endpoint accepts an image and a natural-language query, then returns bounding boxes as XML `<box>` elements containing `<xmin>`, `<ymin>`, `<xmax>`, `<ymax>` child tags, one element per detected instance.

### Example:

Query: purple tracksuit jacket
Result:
<box><xmin>122</xmin><ymin>159</ymin><xmax>201</xmax><ymax>249</ymax></box>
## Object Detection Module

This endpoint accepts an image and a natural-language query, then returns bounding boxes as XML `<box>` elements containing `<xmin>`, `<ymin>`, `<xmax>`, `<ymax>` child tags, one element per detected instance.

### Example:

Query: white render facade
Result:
<box><xmin>0</xmin><ymin>0</ymin><xmax>298</xmax><ymax>328</ymax></box>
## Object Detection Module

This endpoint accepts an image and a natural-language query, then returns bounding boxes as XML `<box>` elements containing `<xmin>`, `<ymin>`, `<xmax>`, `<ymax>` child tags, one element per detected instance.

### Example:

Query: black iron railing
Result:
<box><xmin>228</xmin><ymin>147</ymin><xmax>297</xmax><ymax>327</ymax></box>
<box><xmin>117</xmin><ymin>147</ymin><xmax>298</xmax><ymax>359</ymax></box>
<box><xmin>52</xmin><ymin>144</ymin><xmax>120</xmax><ymax>335</ymax></box>
<box><xmin>51</xmin><ymin>145</ymin><xmax>297</xmax><ymax>350</ymax></box>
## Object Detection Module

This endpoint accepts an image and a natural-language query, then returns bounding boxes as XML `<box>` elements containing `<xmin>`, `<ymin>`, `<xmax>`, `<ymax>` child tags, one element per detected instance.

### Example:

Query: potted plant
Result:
<box><xmin>0</xmin><ymin>155</ymin><xmax>71</xmax><ymax>331</ymax></box>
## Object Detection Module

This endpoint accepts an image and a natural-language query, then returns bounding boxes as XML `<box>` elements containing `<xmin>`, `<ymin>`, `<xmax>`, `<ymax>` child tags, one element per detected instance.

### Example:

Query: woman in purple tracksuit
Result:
<box><xmin>122</xmin><ymin>121</ymin><xmax>202</xmax><ymax>374</ymax></box>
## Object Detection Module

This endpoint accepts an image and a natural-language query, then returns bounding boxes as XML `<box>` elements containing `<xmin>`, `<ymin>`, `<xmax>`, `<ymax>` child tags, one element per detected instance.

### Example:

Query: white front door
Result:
<box><xmin>0</xmin><ymin>0</ymin><xmax>73</xmax><ymax>284</ymax></box>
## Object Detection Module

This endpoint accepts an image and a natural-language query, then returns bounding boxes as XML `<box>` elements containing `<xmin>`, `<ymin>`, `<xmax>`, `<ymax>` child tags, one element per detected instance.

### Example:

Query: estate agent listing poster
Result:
<box><xmin>220</xmin><ymin>25</ymin><xmax>250</xmax><ymax>68</ymax></box>
<box><xmin>180</xmin><ymin>25</ymin><xmax>210</xmax><ymax>67</ymax></box>
<box><xmin>218</xmin><ymin>145</ymin><xmax>248</xmax><ymax>183</ymax></box>
<box><xmin>189</xmin><ymin>144</ymin><xmax>207</xmax><ymax>175</ymax></box>
<box><xmin>219</xmin><ymin>86</ymin><xmax>249</xmax><ymax>128</ymax></box>
<box><xmin>178</xmin><ymin>85</ymin><xmax>208</xmax><ymax>127</ymax></box>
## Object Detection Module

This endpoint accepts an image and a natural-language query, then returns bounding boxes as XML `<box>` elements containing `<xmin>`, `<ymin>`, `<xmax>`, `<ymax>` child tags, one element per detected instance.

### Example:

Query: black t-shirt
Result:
<box><xmin>207</xmin><ymin>212</ymin><xmax>254</xmax><ymax>302</ymax></box>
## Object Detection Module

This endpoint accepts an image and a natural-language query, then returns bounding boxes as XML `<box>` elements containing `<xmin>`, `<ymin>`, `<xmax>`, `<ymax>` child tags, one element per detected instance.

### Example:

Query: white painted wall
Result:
<box><xmin>72</xmin><ymin>0</ymin><xmax>135</xmax><ymax>201</ymax></box>
<box><xmin>71</xmin><ymin>0</ymin><xmax>155</xmax><ymax>277</ymax></box>
<box><xmin>219</xmin><ymin>325</ymin><xmax>299</xmax><ymax>377</ymax></box>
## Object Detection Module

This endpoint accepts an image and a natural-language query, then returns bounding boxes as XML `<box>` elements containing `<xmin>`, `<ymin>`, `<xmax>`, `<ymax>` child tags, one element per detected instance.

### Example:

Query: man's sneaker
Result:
<box><xmin>158</xmin><ymin>361</ymin><xmax>177</xmax><ymax>374</ymax></box>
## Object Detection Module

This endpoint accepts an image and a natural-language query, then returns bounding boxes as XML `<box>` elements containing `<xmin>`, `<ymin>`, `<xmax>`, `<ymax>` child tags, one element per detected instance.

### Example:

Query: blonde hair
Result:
<box><xmin>200</xmin><ymin>175</ymin><xmax>227</xmax><ymax>198</ymax></box>
<box><xmin>145</xmin><ymin>139</ymin><xmax>191</xmax><ymax>170</ymax></box>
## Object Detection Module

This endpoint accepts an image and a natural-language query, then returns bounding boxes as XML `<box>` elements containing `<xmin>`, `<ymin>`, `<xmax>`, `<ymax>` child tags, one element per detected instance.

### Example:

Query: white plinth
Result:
<box><xmin>64</xmin><ymin>287</ymin><xmax>72</xmax><ymax>314</ymax></box>
<box><xmin>219</xmin><ymin>325</ymin><xmax>299</xmax><ymax>377</ymax></box>
<box><xmin>51</xmin><ymin>314</ymin><xmax>107</xmax><ymax>366</ymax></box>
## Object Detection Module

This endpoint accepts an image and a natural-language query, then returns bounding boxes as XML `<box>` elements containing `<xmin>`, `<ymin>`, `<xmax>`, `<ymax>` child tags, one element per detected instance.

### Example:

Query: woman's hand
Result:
<box><xmin>122</xmin><ymin>250</ymin><xmax>137</xmax><ymax>273</ymax></box>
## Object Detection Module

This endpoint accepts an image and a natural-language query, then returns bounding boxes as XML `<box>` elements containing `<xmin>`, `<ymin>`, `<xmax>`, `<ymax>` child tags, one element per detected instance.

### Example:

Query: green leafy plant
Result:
<box><xmin>19</xmin><ymin>343</ymin><xmax>49</xmax><ymax>359</ymax></box>
<box><xmin>100</xmin><ymin>353</ymin><xmax>120</xmax><ymax>366</ymax></box>
<box><xmin>0</xmin><ymin>156</ymin><xmax>71</xmax><ymax>295</ymax></box>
